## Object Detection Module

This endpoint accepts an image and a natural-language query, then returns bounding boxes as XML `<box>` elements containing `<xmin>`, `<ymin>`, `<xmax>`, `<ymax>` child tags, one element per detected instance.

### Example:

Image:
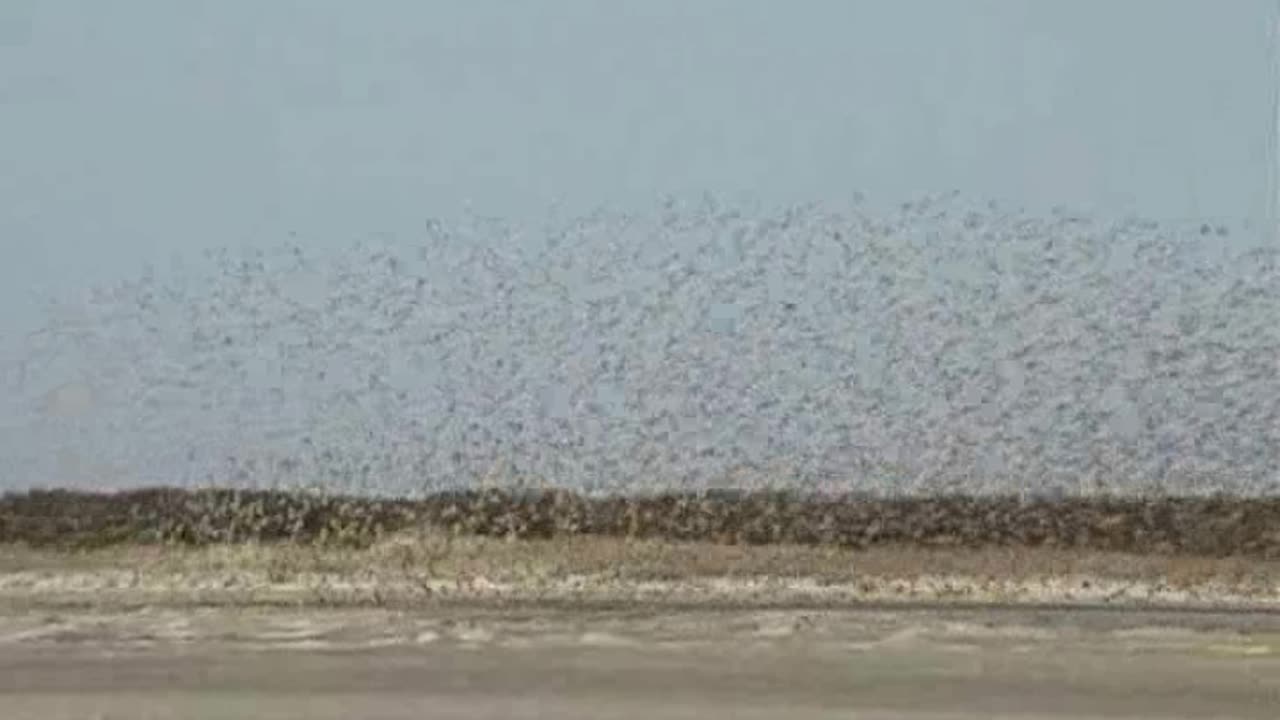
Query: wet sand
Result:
<box><xmin>1</xmin><ymin>604</ymin><xmax>1278</xmax><ymax>719</ymax></box>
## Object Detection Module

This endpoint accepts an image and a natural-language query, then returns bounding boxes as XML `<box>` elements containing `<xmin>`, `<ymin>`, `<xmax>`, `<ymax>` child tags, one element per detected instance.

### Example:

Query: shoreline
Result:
<box><xmin>5</xmin><ymin>491</ymin><xmax>1278</xmax><ymax>717</ymax></box>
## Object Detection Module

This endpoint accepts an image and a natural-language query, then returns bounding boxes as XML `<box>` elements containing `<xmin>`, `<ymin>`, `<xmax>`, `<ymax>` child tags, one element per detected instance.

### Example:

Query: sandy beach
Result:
<box><xmin>1</xmin><ymin>603</ymin><xmax>1277</xmax><ymax>719</ymax></box>
<box><xmin>2</xmin><ymin>535</ymin><xmax>1278</xmax><ymax>718</ymax></box>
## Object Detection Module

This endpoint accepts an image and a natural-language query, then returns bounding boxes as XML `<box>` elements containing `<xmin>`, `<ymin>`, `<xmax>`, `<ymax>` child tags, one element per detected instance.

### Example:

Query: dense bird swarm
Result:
<box><xmin>2</xmin><ymin>196</ymin><xmax>1278</xmax><ymax>496</ymax></box>
<box><xmin>3</xmin><ymin>487</ymin><xmax>1279</xmax><ymax>559</ymax></box>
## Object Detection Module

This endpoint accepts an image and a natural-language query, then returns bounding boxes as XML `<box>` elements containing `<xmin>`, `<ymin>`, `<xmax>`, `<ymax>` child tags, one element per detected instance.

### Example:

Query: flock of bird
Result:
<box><xmin>4</xmin><ymin>195</ymin><xmax>1278</xmax><ymax>498</ymax></box>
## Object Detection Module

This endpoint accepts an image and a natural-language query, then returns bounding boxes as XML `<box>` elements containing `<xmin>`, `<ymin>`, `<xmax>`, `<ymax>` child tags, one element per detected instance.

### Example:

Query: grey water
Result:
<box><xmin>1</xmin><ymin>1</ymin><xmax>1277</xmax><ymax>497</ymax></box>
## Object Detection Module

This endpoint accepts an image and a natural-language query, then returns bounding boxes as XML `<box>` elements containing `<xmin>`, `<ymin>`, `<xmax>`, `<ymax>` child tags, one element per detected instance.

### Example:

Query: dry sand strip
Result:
<box><xmin>2</xmin><ymin>537</ymin><xmax>1280</xmax><ymax>718</ymax></box>
<box><xmin>2</xmin><ymin>533</ymin><xmax>1279</xmax><ymax>611</ymax></box>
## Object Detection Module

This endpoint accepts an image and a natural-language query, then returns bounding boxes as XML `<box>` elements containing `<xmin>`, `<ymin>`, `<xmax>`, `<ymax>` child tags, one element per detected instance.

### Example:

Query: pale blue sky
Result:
<box><xmin>1</xmin><ymin>0</ymin><xmax>1277</xmax><ymax>336</ymax></box>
